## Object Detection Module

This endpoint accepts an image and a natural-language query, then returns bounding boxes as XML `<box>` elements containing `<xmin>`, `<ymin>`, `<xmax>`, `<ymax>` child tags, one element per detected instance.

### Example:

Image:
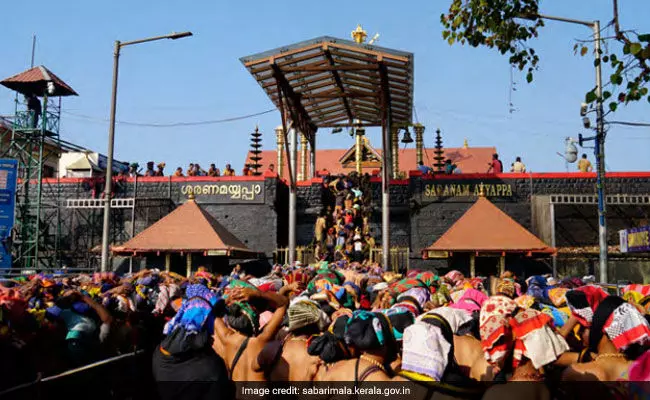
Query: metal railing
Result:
<box><xmin>273</xmin><ymin>246</ymin><xmax>410</xmax><ymax>272</ymax></box>
<box><xmin>0</xmin><ymin>267</ymin><xmax>96</xmax><ymax>278</ymax></box>
<box><xmin>369</xmin><ymin>247</ymin><xmax>410</xmax><ymax>272</ymax></box>
<box><xmin>0</xmin><ymin>350</ymin><xmax>147</xmax><ymax>400</ymax></box>
<box><xmin>274</xmin><ymin>246</ymin><xmax>316</xmax><ymax>265</ymax></box>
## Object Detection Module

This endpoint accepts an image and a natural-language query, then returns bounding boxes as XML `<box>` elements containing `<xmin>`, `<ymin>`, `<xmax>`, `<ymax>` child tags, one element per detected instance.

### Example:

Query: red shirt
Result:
<box><xmin>491</xmin><ymin>159</ymin><xmax>503</xmax><ymax>173</ymax></box>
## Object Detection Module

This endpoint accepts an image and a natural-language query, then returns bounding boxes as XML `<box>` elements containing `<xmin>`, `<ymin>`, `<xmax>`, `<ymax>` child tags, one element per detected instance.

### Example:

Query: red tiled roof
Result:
<box><xmin>1</xmin><ymin>66</ymin><xmax>78</xmax><ymax>97</ymax></box>
<box><xmin>245</xmin><ymin>142</ymin><xmax>497</xmax><ymax>178</ymax></box>
<box><xmin>115</xmin><ymin>199</ymin><xmax>258</xmax><ymax>256</ymax></box>
<box><xmin>423</xmin><ymin>197</ymin><xmax>555</xmax><ymax>254</ymax></box>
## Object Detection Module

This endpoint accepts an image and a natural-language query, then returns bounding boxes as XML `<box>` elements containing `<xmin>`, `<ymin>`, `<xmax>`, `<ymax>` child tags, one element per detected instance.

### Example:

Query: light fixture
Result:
<box><xmin>583</xmin><ymin>117</ymin><xmax>591</xmax><ymax>129</ymax></box>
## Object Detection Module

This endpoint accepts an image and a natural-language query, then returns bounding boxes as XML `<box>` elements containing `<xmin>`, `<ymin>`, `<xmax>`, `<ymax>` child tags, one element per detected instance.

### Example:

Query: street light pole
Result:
<box><xmin>522</xmin><ymin>14</ymin><xmax>608</xmax><ymax>283</ymax></box>
<box><xmin>100</xmin><ymin>31</ymin><xmax>192</xmax><ymax>273</ymax></box>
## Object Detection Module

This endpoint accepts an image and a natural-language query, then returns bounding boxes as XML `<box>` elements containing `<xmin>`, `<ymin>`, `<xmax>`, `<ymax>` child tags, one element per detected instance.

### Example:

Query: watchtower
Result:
<box><xmin>0</xmin><ymin>66</ymin><xmax>77</xmax><ymax>270</ymax></box>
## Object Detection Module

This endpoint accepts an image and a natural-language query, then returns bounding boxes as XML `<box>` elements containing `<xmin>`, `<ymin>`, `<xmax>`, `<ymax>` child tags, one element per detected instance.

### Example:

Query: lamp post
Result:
<box><xmin>100</xmin><ymin>31</ymin><xmax>192</xmax><ymax>272</ymax></box>
<box><xmin>522</xmin><ymin>13</ymin><xmax>607</xmax><ymax>283</ymax></box>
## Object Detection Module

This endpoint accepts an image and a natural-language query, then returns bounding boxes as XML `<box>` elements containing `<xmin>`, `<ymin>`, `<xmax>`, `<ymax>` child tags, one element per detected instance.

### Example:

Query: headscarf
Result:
<box><xmin>565</xmin><ymin>286</ymin><xmax>609</xmax><ymax>327</ymax></box>
<box><xmin>388</xmin><ymin>278</ymin><xmax>427</xmax><ymax>297</ymax></box>
<box><xmin>227</xmin><ymin>301</ymin><xmax>259</xmax><ymax>335</ymax></box>
<box><xmin>590</xmin><ymin>296</ymin><xmax>650</xmax><ymax>353</ymax></box>
<box><xmin>479</xmin><ymin>296</ymin><xmax>518</xmax><ymax>366</ymax></box>
<box><xmin>401</xmin><ymin>317</ymin><xmax>451</xmax><ymax>381</ymax></box>
<box><xmin>153</xmin><ymin>284</ymin><xmax>180</xmax><ymax>315</ymax></box>
<box><xmin>163</xmin><ymin>284</ymin><xmax>220</xmax><ymax>336</ymax></box>
<box><xmin>288</xmin><ymin>300</ymin><xmax>329</xmax><ymax>332</ymax></box>
<box><xmin>622</xmin><ymin>284</ymin><xmax>650</xmax><ymax>297</ymax></box>
<box><xmin>381</xmin><ymin>307</ymin><xmax>415</xmax><ymax>342</ymax></box>
<box><xmin>548</xmin><ymin>287</ymin><xmax>569</xmax><ymax>308</ymax></box>
<box><xmin>496</xmin><ymin>279</ymin><xmax>516</xmax><ymax>299</ymax></box>
<box><xmin>525</xmin><ymin>276</ymin><xmax>549</xmax><ymax>300</ymax></box>
<box><xmin>425</xmin><ymin>307</ymin><xmax>473</xmax><ymax>334</ymax></box>
<box><xmin>450</xmin><ymin>288</ymin><xmax>488</xmax><ymax>315</ymax></box>
<box><xmin>560</xmin><ymin>277</ymin><xmax>584</xmax><ymax>289</ymax></box>
<box><xmin>397</xmin><ymin>287</ymin><xmax>430</xmax><ymax>310</ymax></box>
<box><xmin>444</xmin><ymin>270</ymin><xmax>465</xmax><ymax>287</ymax></box>
<box><xmin>414</xmin><ymin>271</ymin><xmax>439</xmax><ymax>288</ymax></box>
<box><xmin>285</xmin><ymin>270</ymin><xmax>312</xmax><ymax>286</ymax></box>
<box><xmin>514</xmin><ymin>295</ymin><xmax>536</xmax><ymax>310</ymax></box>
<box><xmin>344</xmin><ymin>310</ymin><xmax>394</xmax><ymax>352</ymax></box>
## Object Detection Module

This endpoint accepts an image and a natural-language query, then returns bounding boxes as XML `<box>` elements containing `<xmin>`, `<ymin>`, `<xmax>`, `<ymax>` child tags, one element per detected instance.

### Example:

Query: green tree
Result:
<box><xmin>441</xmin><ymin>0</ymin><xmax>650</xmax><ymax>113</ymax></box>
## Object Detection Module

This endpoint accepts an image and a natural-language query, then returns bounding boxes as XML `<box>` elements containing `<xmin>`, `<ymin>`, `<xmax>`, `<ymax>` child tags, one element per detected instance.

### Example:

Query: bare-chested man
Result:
<box><xmin>212</xmin><ymin>287</ymin><xmax>289</xmax><ymax>382</ymax></box>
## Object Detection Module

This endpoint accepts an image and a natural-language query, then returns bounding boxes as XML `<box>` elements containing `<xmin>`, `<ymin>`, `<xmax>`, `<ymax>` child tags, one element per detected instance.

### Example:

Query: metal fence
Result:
<box><xmin>369</xmin><ymin>247</ymin><xmax>410</xmax><ymax>272</ymax></box>
<box><xmin>0</xmin><ymin>350</ymin><xmax>151</xmax><ymax>400</ymax></box>
<box><xmin>273</xmin><ymin>246</ymin><xmax>410</xmax><ymax>272</ymax></box>
<box><xmin>273</xmin><ymin>247</ymin><xmax>316</xmax><ymax>265</ymax></box>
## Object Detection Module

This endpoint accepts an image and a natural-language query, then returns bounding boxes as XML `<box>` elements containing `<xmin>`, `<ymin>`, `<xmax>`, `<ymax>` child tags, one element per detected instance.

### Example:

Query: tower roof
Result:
<box><xmin>1</xmin><ymin>65</ymin><xmax>78</xmax><ymax>97</ymax></box>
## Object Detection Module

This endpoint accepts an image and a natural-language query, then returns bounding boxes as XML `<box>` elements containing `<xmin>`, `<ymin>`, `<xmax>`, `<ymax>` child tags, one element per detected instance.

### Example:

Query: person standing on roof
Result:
<box><xmin>578</xmin><ymin>154</ymin><xmax>593</xmax><ymax>173</ymax></box>
<box><xmin>511</xmin><ymin>157</ymin><xmax>526</xmax><ymax>173</ymax></box>
<box><xmin>487</xmin><ymin>154</ymin><xmax>503</xmax><ymax>173</ymax></box>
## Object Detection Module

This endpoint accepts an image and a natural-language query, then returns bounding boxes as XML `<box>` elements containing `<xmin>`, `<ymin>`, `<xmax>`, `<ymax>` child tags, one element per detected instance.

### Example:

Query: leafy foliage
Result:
<box><xmin>441</xmin><ymin>0</ymin><xmax>650</xmax><ymax>113</ymax></box>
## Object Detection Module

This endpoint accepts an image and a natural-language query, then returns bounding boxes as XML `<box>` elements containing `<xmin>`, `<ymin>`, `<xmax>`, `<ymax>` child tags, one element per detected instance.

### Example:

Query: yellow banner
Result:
<box><xmin>423</xmin><ymin>182</ymin><xmax>513</xmax><ymax>198</ymax></box>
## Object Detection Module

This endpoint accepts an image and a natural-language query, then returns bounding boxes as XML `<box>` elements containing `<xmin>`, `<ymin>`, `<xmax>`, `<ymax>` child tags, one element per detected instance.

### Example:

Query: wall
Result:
<box><xmin>19</xmin><ymin>171</ymin><xmax>650</xmax><ymax>276</ymax></box>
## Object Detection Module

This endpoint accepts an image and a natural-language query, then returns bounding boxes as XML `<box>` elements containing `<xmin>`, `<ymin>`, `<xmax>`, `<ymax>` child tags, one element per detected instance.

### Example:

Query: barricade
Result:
<box><xmin>0</xmin><ymin>350</ymin><xmax>155</xmax><ymax>400</ymax></box>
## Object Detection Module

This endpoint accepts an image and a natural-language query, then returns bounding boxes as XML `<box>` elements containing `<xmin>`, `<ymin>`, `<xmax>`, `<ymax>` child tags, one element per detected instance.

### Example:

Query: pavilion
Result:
<box><xmin>240</xmin><ymin>26</ymin><xmax>414</xmax><ymax>268</ymax></box>
<box><xmin>112</xmin><ymin>196</ymin><xmax>262</xmax><ymax>276</ymax></box>
<box><xmin>422</xmin><ymin>190</ymin><xmax>555</xmax><ymax>277</ymax></box>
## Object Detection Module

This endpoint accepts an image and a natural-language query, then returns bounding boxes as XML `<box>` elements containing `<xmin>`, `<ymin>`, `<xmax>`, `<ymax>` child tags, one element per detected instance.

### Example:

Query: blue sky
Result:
<box><xmin>1</xmin><ymin>0</ymin><xmax>649</xmax><ymax>173</ymax></box>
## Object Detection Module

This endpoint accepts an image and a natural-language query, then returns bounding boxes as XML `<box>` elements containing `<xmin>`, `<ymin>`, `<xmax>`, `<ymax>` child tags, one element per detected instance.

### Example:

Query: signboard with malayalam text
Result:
<box><xmin>180</xmin><ymin>181</ymin><xmax>265</xmax><ymax>204</ymax></box>
<box><xmin>620</xmin><ymin>226</ymin><xmax>650</xmax><ymax>253</ymax></box>
<box><xmin>0</xmin><ymin>159</ymin><xmax>18</xmax><ymax>269</ymax></box>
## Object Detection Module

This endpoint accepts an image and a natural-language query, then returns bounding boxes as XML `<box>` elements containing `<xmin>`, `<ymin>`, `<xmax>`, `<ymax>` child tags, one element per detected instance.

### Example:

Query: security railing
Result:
<box><xmin>369</xmin><ymin>247</ymin><xmax>410</xmax><ymax>273</ymax></box>
<box><xmin>273</xmin><ymin>246</ymin><xmax>316</xmax><ymax>265</ymax></box>
<box><xmin>0</xmin><ymin>350</ymin><xmax>149</xmax><ymax>400</ymax></box>
<box><xmin>0</xmin><ymin>267</ymin><xmax>96</xmax><ymax>278</ymax></box>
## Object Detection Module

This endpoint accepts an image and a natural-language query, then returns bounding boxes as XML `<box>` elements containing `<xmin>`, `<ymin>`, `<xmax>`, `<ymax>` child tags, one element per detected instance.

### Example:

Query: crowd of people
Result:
<box><xmin>314</xmin><ymin>173</ymin><xmax>375</xmax><ymax>263</ymax></box>
<box><xmin>120</xmin><ymin>162</ymin><xmax>269</xmax><ymax>178</ymax></box>
<box><xmin>2</xmin><ymin>262</ymin><xmax>650</xmax><ymax>399</ymax></box>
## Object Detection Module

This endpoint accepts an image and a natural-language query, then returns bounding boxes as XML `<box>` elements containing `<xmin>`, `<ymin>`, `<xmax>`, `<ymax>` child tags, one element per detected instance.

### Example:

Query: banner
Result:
<box><xmin>620</xmin><ymin>226</ymin><xmax>650</xmax><ymax>253</ymax></box>
<box><xmin>0</xmin><ymin>159</ymin><xmax>18</xmax><ymax>269</ymax></box>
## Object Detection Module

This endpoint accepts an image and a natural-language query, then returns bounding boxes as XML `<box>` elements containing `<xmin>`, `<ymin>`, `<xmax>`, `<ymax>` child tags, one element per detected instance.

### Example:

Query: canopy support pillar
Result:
<box><xmin>186</xmin><ymin>253</ymin><xmax>192</xmax><ymax>278</ymax></box>
<box><xmin>379</xmin><ymin>62</ymin><xmax>392</xmax><ymax>271</ymax></box>
<box><xmin>299</xmin><ymin>132</ymin><xmax>308</xmax><ymax>181</ymax></box>
<box><xmin>499</xmin><ymin>255</ymin><xmax>506</xmax><ymax>276</ymax></box>
<box><xmin>165</xmin><ymin>253</ymin><xmax>171</xmax><ymax>272</ymax></box>
<box><xmin>310</xmin><ymin>138</ymin><xmax>316</xmax><ymax>179</ymax></box>
<box><xmin>288</xmin><ymin>127</ymin><xmax>297</xmax><ymax>265</ymax></box>
<box><xmin>470</xmin><ymin>254</ymin><xmax>476</xmax><ymax>278</ymax></box>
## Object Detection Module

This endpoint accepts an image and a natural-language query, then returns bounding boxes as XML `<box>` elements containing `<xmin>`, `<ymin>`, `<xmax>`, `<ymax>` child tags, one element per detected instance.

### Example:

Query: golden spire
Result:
<box><xmin>352</xmin><ymin>25</ymin><xmax>368</xmax><ymax>44</ymax></box>
<box><xmin>463</xmin><ymin>138</ymin><xmax>469</xmax><ymax>149</ymax></box>
<box><xmin>478</xmin><ymin>182</ymin><xmax>485</xmax><ymax>197</ymax></box>
<box><xmin>188</xmin><ymin>192</ymin><xmax>196</xmax><ymax>201</ymax></box>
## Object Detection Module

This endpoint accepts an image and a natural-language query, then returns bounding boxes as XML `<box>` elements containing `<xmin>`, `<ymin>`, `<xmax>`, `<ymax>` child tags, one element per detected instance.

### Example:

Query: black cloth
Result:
<box><xmin>152</xmin><ymin>346</ymin><xmax>234</xmax><ymax>400</ymax></box>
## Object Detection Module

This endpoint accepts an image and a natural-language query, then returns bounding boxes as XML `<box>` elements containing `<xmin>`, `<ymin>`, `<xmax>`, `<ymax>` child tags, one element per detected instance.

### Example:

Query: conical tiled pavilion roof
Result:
<box><xmin>423</xmin><ymin>196</ymin><xmax>555</xmax><ymax>254</ymax></box>
<box><xmin>1</xmin><ymin>65</ymin><xmax>78</xmax><ymax>97</ymax></box>
<box><xmin>114</xmin><ymin>199</ymin><xmax>259</xmax><ymax>257</ymax></box>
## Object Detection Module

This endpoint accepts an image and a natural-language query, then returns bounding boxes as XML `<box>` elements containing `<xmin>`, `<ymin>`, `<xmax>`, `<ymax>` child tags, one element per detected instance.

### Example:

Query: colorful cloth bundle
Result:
<box><xmin>510</xmin><ymin>308</ymin><xmax>569</xmax><ymax>369</ymax></box>
<box><xmin>450</xmin><ymin>288</ymin><xmax>487</xmax><ymax>315</ymax></box>
<box><xmin>388</xmin><ymin>278</ymin><xmax>427</xmax><ymax>297</ymax></box>
<box><xmin>548</xmin><ymin>287</ymin><xmax>569</xmax><ymax>307</ymax></box>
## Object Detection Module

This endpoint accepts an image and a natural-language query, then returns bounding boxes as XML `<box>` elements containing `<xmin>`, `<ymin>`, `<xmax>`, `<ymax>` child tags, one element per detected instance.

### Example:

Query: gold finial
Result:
<box><xmin>463</xmin><ymin>138</ymin><xmax>469</xmax><ymax>149</ymax></box>
<box><xmin>478</xmin><ymin>182</ymin><xmax>485</xmax><ymax>197</ymax></box>
<box><xmin>188</xmin><ymin>193</ymin><xmax>195</xmax><ymax>201</ymax></box>
<box><xmin>255</xmin><ymin>124</ymin><xmax>259</xmax><ymax>132</ymax></box>
<box><xmin>352</xmin><ymin>24</ymin><xmax>368</xmax><ymax>44</ymax></box>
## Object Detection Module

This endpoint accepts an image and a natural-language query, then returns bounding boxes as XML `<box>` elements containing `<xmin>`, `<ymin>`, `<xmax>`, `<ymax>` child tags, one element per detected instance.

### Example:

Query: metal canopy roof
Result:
<box><xmin>240</xmin><ymin>36</ymin><xmax>414</xmax><ymax>138</ymax></box>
